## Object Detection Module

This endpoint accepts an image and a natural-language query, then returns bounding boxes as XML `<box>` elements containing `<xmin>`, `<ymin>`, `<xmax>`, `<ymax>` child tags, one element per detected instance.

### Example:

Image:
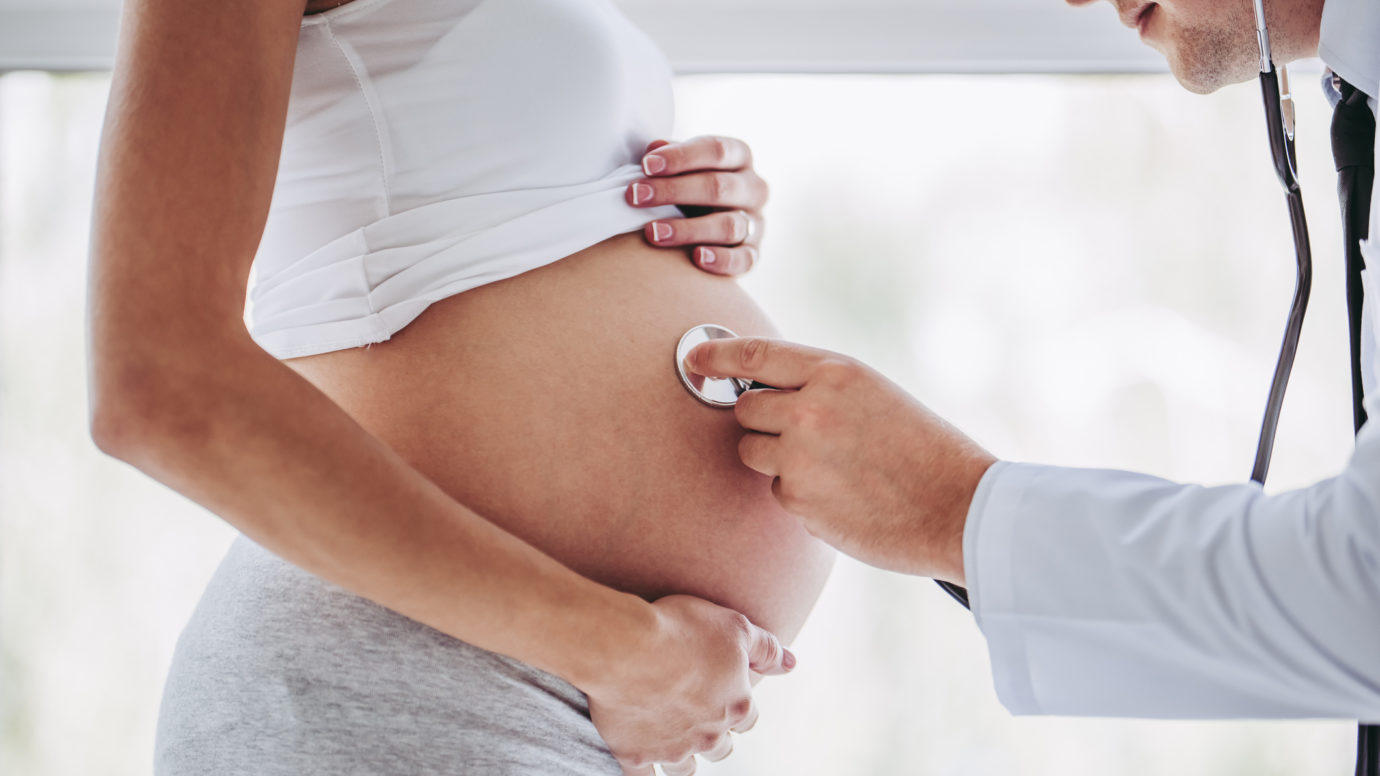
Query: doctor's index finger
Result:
<box><xmin>684</xmin><ymin>337</ymin><xmax>830</xmax><ymax>389</ymax></box>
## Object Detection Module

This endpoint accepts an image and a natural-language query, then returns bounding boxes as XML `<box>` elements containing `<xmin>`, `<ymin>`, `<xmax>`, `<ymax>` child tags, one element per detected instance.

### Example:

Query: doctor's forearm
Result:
<box><xmin>964</xmin><ymin>452</ymin><xmax>1380</xmax><ymax>718</ymax></box>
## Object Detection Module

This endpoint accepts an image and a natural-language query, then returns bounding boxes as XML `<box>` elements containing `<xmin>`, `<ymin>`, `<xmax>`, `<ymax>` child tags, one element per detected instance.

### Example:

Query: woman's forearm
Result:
<box><xmin>90</xmin><ymin>331</ymin><xmax>651</xmax><ymax>689</ymax></box>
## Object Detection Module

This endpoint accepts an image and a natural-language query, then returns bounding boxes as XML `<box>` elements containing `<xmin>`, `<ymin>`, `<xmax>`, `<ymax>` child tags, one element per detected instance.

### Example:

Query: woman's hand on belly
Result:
<box><xmin>630</xmin><ymin>135</ymin><xmax>767</xmax><ymax>277</ymax></box>
<box><xmin>583</xmin><ymin>594</ymin><xmax>793</xmax><ymax>775</ymax></box>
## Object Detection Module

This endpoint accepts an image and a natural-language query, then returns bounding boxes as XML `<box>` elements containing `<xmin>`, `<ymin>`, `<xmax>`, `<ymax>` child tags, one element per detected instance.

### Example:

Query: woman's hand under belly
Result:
<box><xmin>284</xmin><ymin>232</ymin><xmax>834</xmax><ymax>642</ymax></box>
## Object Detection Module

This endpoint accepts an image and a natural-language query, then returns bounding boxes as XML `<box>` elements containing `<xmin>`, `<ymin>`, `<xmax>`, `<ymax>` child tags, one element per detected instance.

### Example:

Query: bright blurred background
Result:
<box><xmin>0</xmin><ymin>57</ymin><xmax>1362</xmax><ymax>776</ymax></box>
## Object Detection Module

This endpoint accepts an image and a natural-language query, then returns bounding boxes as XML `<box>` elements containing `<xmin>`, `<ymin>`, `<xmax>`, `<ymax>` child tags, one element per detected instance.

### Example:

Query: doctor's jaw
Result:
<box><xmin>1061</xmin><ymin>0</ymin><xmax>1323</xmax><ymax>95</ymax></box>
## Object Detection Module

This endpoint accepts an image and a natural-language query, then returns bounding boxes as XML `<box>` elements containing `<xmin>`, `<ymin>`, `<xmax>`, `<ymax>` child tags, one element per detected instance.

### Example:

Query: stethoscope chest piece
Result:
<box><xmin>676</xmin><ymin>324</ymin><xmax>753</xmax><ymax>408</ymax></box>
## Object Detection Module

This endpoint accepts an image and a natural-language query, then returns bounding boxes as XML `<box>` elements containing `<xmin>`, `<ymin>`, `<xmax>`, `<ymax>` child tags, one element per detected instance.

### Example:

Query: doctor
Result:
<box><xmin>686</xmin><ymin>0</ymin><xmax>1380</xmax><ymax>720</ymax></box>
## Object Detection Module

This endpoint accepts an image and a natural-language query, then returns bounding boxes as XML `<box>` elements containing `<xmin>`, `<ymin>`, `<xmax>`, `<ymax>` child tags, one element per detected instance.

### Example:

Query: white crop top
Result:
<box><xmin>246</xmin><ymin>0</ymin><xmax>683</xmax><ymax>359</ymax></box>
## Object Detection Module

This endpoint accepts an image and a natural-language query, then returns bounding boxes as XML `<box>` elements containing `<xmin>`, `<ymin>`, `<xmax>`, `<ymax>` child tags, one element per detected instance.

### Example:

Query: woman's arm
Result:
<box><xmin>88</xmin><ymin>1</ymin><xmax>787</xmax><ymax>769</ymax></box>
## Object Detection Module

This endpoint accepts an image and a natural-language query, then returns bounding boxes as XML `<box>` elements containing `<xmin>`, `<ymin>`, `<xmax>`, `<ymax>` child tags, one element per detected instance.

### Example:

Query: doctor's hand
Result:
<box><xmin>584</xmin><ymin>594</ymin><xmax>790</xmax><ymax>776</ymax></box>
<box><xmin>628</xmin><ymin>136</ymin><xmax>767</xmax><ymax>276</ymax></box>
<box><xmin>685</xmin><ymin>338</ymin><xmax>996</xmax><ymax>585</ymax></box>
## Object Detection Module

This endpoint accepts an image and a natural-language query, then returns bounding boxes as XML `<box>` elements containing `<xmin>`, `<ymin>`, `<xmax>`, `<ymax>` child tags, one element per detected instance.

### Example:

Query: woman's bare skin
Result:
<box><xmin>285</xmin><ymin>231</ymin><xmax>835</xmax><ymax>641</ymax></box>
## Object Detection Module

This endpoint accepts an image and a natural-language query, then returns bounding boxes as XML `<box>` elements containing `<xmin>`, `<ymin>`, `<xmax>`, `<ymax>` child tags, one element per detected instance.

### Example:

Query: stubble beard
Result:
<box><xmin>1164</xmin><ymin>0</ymin><xmax>1322</xmax><ymax>95</ymax></box>
<box><xmin>1168</xmin><ymin>12</ymin><xmax>1260</xmax><ymax>94</ymax></box>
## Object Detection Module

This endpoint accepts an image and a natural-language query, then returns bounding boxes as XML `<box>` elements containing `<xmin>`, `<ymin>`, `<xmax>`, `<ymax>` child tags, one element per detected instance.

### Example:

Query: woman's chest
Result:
<box><xmin>285</xmin><ymin>0</ymin><xmax>675</xmax><ymax>198</ymax></box>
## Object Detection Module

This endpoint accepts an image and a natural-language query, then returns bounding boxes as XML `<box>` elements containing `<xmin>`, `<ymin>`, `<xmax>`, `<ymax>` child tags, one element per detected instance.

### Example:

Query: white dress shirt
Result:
<box><xmin>964</xmin><ymin>0</ymin><xmax>1380</xmax><ymax>719</ymax></box>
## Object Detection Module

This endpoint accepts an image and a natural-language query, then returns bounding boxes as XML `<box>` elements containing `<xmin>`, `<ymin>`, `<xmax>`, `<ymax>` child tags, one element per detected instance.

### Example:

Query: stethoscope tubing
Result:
<box><xmin>1249</xmin><ymin>152</ymin><xmax>1312</xmax><ymax>485</ymax></box>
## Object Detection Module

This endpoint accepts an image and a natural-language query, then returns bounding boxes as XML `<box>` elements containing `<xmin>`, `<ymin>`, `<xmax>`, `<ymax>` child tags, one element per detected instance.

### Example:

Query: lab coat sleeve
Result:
<box><xmin>965</xmin><ymin>418</ymin><xmax>1380</xmax><ymax>719</ymax></box>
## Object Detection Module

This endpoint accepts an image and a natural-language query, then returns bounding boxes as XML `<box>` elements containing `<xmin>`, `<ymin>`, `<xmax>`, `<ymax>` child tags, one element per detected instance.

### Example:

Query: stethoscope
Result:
<box><xmin>674</xmin><ymin>324</ymin><xmax>774</xmax><ymax>405</ymax></box>
<box><xmin>674</xmin><ymin>3</ymin><xmax>1376</xmax><ymax>770</ymax></box>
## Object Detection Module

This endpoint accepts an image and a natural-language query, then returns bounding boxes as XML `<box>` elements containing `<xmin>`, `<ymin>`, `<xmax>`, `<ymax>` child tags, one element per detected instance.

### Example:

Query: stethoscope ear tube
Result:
<box><xmin>1248</xmin><ymin>179</ymin><xmax>1312</xmax><ymax>485</ymax></box>
<box><xmin>1259</xmin><ymin>68</ymin><xmax>1301</xmax><ymax>194</ymax></box>
<box><xmin>1248</xmin><ymin>58</ymin><xmax>1313</xmax><ymax>486</ymax></box>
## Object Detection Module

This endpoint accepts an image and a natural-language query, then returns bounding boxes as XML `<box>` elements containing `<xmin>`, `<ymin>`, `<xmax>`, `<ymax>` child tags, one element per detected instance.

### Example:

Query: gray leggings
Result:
<box><xmin>154</xmin><ymin>534</ymin><xmax>621</xmax><ymax>776</ymax></box>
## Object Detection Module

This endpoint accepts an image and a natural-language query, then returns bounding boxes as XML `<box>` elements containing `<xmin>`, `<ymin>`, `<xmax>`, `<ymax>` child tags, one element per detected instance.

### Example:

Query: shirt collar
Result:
<box><xmin>1321</xmin><ymin>69</ymin><xmax>1377</xmax><ymax>114</ymax></box>
<box><xmin>1318</xmin><ymin>0</ymin><xmax>1380</xmax><ymax>101</ymax></box>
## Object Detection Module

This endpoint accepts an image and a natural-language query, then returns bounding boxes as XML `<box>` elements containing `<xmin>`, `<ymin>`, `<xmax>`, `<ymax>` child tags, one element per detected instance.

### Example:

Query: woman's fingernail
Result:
<box><xmin>651</xmin><ymin>222</ymin><xmax>672</xmax><ymax>242</ymax></box>
<box><xmin>783</xmin><ymin>649</ymin><xmax>797</xmax><ymax>671</ymax></box>
<box><xmin>642</xmin><ymin>154</ymin><xmax>667</xmax><ymax>175</ymax></box>
<box><xmin>699</xmin><ymin>247</ymin><xmax>716</xmax><ymax>265</ymax></box>
<box><xmin>630</xmin><ymin>183</ymin><xmax>654</xmax><ymax>205</ymax></box>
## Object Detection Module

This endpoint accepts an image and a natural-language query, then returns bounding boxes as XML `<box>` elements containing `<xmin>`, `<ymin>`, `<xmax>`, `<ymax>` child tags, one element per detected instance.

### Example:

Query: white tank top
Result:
<box><xmin>246</xmin><ymin>0</ymin><xmax>683</xmax><ymax>358</ymax></box>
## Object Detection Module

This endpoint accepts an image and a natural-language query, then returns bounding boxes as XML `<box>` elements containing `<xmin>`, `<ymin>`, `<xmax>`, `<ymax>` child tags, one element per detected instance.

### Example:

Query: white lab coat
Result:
<box><xmin>964</xmin><ymin>0</ymin><xmax>1380</xmax><ymax>719</ymax></box>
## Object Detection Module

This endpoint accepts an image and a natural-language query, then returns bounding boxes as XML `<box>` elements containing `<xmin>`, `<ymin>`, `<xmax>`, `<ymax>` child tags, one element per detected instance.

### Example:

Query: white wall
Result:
<box><xmin>0</xmin><ymin>0</ymin><xmax>1164</xmax><ymax>74</ymax></box>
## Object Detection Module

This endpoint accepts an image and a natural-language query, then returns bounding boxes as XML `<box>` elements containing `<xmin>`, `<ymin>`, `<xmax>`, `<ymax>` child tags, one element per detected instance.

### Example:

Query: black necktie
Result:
<box><xmin>1333</xmin><ymin>76</ymin><xmax>1376</xmax><ymax>434</ymax></box>
<box><xmin>1331</xmin><ymin>77</ymin><xmax>1379</xmax><ymax>776</ymax></box>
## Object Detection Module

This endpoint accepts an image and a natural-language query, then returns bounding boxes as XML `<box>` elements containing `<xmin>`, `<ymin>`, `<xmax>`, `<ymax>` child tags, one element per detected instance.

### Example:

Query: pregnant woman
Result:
<box><xmin>88</xmin><ymin>0</ymin><xmax>835</xmax><ymax>773</ymax></box>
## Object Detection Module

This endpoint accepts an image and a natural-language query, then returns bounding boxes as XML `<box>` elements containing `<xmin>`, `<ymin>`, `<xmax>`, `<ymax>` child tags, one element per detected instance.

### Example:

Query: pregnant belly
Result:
<box><xmin>283</xmin><ymin>232</ymin><xmax>835</xmax><ymax>642</ymax></box>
